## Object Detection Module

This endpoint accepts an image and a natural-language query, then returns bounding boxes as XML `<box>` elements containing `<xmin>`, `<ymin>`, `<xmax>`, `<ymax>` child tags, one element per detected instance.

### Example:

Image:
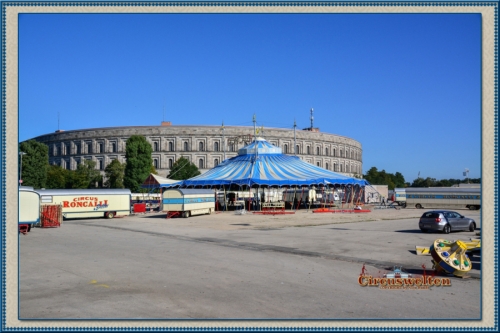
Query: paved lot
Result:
<box><xmin>20</xmin><ymin>209</ymin><xmax>481</xmax><ymax>320</ymax></box>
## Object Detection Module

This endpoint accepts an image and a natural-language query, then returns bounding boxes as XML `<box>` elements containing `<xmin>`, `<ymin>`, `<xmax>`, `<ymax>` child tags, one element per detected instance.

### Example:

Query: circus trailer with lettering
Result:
<box><xmin>162</xmin><ymin>189</ymin><xmax>215</xmax><ymax>218</ymax></box>
<box><xmin>36</xmin><ymin>189</ymin><xmax>131</xmax><ymax>219</ymax></box>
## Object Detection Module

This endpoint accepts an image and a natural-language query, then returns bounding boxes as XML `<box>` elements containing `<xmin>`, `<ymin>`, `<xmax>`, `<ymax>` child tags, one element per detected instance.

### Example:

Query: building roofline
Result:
<box><xmin>28</xmin><ymin>124</ymin><xmax>359</xmax><ymax>142</ymax></box>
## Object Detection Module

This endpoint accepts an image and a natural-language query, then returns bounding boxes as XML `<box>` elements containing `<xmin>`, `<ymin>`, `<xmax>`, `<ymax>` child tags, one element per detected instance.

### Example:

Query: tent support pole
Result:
<box><xmin>224</xmin><ymin>187</ymin><xmax>227</xmax><ymax>211</ymax></box>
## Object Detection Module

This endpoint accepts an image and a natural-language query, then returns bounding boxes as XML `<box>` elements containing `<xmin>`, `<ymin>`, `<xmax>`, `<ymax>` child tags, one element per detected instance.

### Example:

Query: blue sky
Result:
<box><xmin>19</xmin><ymin>13</ymin><xmax>481</xmax><ymax>182</ymax></box>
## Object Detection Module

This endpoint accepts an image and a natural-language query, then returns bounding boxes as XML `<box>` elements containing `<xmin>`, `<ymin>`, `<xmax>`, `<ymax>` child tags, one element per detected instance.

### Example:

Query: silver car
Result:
<box><xmin>419</xmin><ymin>210</ymin><xmax>476</xmax><ymax>234</ymax></box>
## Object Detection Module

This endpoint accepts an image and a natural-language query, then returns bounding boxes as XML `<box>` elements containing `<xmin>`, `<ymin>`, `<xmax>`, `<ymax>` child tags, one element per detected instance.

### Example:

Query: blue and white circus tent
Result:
<box><xmin>166</xmin><ymin>137</ymin><xmax>369</xmax><ymax>189</ymax></box>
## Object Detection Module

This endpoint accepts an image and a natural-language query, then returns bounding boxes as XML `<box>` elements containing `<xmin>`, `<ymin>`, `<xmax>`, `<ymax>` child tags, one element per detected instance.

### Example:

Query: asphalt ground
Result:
<box><xmin>19</xmin><ymin>209</ymin><xmax>481</xmax><ymax>320</ymax></box>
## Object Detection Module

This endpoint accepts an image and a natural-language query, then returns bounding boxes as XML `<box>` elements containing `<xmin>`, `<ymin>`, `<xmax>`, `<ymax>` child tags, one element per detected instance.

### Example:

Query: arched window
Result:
<box><xmin>98</xmin><ymin>142</ymin><xmax>104</xmax><ymax>154</ymax></box>
<box><xmin>296</xmin><ymin>145</ymin><xmax>300</xmax><ymax>154</ymax></box>
<box><xmin>334</xmin><ymin>163</ymin><xmax>337</xmax><ymax>172</ymax></box>
<box><xmin>284</xmin><ymin>144</ymin><xmax>288</xmax><ymax>154</ymax></box>
<box><xmin>340</xmin><ymin>164</ymin><xmax>343</xmax><ymax>172</ymax></box>
<box><xmin>214</xmin><ymin>142</ymin><xmax>219</xmax><ymax>152</ymax></box>
<box><xmin>153</xmin><ymin>159</ymin><xmax>158</xmax><ymax>169</ymax></box>
<box><xmin>307</xmin><ymin>146</ymin><xmax>310</xmax><ymax>154</ymax></box>
<box><xmin>229</xmin><ymin>144</ymin><xmax>235</xmax><ymax>152</ymax></box>
<box><xmin>333</xmin><ymin>149</ymin><xmax>336</xmax><ymax>157</ymax></box>
<box><xmin>316</xmin><ymin>147</ymin><xmax>320</xmax><ymax>155</ymax></box>
<box><xmin>153</xmin><ymin>142</ymin><xmax>159</xmax><ymax>152</ymax></box>
<box><xmin>214</xmin><ymin>159</ymin><xmax>219</xmax><ymax>167</ymax></box>
<box><xmin>184</xmin><ymin>142</ymin><xmax>189</xmax><ymax>151</ymax></box>
<box><xmin>350</xmin><ymin>150</ymin><xmax>353</xmax><ymax>159</ymax></box>
<box><xmin>325</xmin><ymin>148</ymin><xmax>329</xmax><ymax>156</ymax></box>
<box><xmin>169</xmin><ymin>142</ymin><xmax>174</xmax><ymax>152</ymax></box>
<box><xmin>346</xmin><ymin>149</ymin><xmax>348</xmax><ymax>158</ymax></box>
<box><xmin>111</xmin><ymin>142</ymin><xmax>116</xmax><ymax>153</ymax></box>
<box><xmin>317</xmin><ymin>162</ymin><xmax>320</xmax><ymax>166</ymax></box>
<box><xmin>326</xmin><ymin>163</ymin><xmax>329</xmax><ymax>170</ymax></box>
<box><xmin>340</xmin><ymin>150</ymin><xmax>343</xmax><ymax>157</ymax></box>
<box><xmin>199</xmin><ymin>159</ymin><xmax>204</xmax><ymax>169</ymax></box>
<box><xmin>168</xmin><ymin>159</ymin><xmax>173</xmax><ymax>168</ymax></box>
<box><xmin>87</xmin><ymin>142</ymin><xmax>92</xmax><ymax>154</ymax></box>
<box><xmin>98</xmin><ymin>159</ymin><xmax>104</xmax><ymax>170</ymax></box>
<box><xmin>199</xmin><ymin>142</ymin><xmax>204</xmax><ymax>151</ymax></box>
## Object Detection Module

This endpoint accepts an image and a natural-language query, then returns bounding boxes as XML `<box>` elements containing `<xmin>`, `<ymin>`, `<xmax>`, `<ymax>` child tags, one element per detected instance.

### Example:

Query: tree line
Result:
<box><xmin>363</xmin><ymin>167</ymin><xmax>480</xmax><ymax>190</ymax></box>
<box><xmin>19</xmin><ymin>135</ymin><xmax>200</xmax><ymax>192</ymax></box>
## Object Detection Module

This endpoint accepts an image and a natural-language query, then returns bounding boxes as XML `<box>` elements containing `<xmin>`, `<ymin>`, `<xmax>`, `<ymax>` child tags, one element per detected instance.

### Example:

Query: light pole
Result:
<box><xmin>19</xmin><ymin>151</ymin><xmax>27</xmax><ymax>186</ymax></box>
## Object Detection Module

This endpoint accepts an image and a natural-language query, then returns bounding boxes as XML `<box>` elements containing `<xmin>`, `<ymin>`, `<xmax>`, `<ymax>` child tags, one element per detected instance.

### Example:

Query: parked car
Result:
<box><xmin>418</xmin><ymin>210</ymin><xmax>476</xmax><ymax>234</ymax></box>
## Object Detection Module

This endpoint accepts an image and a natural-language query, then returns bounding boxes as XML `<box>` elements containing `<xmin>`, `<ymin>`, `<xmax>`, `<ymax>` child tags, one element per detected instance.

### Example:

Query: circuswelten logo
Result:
<box><xmin>358</xmin><ymin>264</ymin><xmax>451</xmax><ymax>290</ymax></box>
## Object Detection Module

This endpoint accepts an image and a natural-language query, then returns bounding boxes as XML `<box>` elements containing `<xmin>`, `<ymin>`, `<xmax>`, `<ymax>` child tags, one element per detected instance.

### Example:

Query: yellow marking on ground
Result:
<box><xmin>89</xmin><ymin>280</ymin><xmax>97</xmax><ymax>284</ymax></box>
<box><xmin>97</xmin><ymin>284</ymin><xmax>109</xmax><ymax>288</ymax></box>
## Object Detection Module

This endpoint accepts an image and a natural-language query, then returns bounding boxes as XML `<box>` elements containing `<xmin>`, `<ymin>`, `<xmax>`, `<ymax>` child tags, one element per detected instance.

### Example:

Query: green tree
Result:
<box><xmin>363</xmin><ymin>167</ymin><xmax>405</xmax><ymax>190</ymax></box>
<box><xmin>167</xmin><ymin>157</ymin><xmax>201</xmax><ymax>180</ymax></box>
<box><xmin>19</xmin><ymin>140</ymin><xmax>49</xmax><ymax>188</ymax></box>
<box><xmin>104</xmin><ymin>159</ymin><xmax>125</xmax><ymax>188</ymax></box>
<box><xmin>411</xmin><ymin>177</ymin><xmax>437</xmax><ymax>187</ymax></box>
<box><xmin>393</xmin><ymin>172</ymin><xmax>406</xmax><ymax>188</ymax></box>
<box><xmin>45</xmin><ymin>165</ymin><xmax>69</xmax><ymax>189</ymax></box>
<box><xmin>124</xmin><ymin>135</ymin><xmax>153</xmax><ymax>192</ymax></box>
<box><xmin>72</xmin><ymin>160</ymin><xmax>102</xmax><ymax>189</ymax></box>
<box><xmin>150</xmin><ymin>164</ymin><xmax>158</xmax><ymax>175</ymax></box>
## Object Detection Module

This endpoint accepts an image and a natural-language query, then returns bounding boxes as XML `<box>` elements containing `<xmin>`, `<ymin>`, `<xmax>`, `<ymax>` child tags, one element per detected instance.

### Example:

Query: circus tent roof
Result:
<box><xmin>162</xmin><ymin>138</ymin><xmax>369</xmax><ymax>188</ymax></box>
<box><xmin>141</xmin><ymin>173</ymin><xmax>181</xmax><ymax>189</ymax></box>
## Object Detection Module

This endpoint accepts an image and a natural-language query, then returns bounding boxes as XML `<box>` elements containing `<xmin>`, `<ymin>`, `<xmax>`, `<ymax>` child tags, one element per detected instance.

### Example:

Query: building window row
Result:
<box><xmin>280</xmin><ymin>144</ymin><xmax>360</xmax><ymax>161</ymax></box>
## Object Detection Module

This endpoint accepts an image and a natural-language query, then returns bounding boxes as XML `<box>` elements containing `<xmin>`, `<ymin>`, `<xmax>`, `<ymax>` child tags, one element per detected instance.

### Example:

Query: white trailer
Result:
<box><xmin>19</xmin><ymin>187</ymin><xmax>41</xmax><ymax>232</ymax></box>
<box><xmin>162</xmin><ymin>189</ymin><xmax>215</xmax><ymax>218</ymax></box>
<box><xmin>394</xmin><ymin>188</ymin><xmax>407</xmax><ymax>207</ymax></box>
<box><xmin>36</xmin><ymin>189</ymin><xmax>131</xmax><ymax>219</ymax></box>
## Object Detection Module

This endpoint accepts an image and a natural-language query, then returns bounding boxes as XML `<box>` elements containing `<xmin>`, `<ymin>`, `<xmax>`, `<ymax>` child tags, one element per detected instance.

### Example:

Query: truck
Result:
<box><xmin>162</xmin><ymin>189</ymin><xmax>215</xmax><ymax>218</ymax></box>
<box><xmin>19</xmin><ymin>187</ymin><xmax>41</xmax><ymax>232</ymax></box>
<box><xmin>36</xmin><ymin>189</ymin><xmax>131</xmax><ymax>219</ymax></box>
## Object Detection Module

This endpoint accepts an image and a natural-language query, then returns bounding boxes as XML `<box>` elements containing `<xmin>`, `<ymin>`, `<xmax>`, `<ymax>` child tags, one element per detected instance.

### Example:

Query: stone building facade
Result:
<box><xmin>29</xmin><ymin>123</ymin><xmax>363</xmax><ymax>178</ymax></box>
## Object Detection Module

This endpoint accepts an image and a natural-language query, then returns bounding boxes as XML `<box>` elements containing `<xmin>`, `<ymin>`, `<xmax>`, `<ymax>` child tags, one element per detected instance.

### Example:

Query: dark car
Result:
<box><xmin>419</xmin><ymin>210</ymin><xmax>476</xmax><ymax>234</ymax></box>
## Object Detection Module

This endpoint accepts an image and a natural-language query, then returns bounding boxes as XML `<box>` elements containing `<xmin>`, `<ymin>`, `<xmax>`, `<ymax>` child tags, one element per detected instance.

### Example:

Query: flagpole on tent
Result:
<box><xmin>221</xmin><ymin>121</ymin><xmax>226</xmax><ymax>161</ymax></box>
<box><xmin>293</xmin><ymin>119</ymin><xmax>297</xmax><ymax>156</ymax></box>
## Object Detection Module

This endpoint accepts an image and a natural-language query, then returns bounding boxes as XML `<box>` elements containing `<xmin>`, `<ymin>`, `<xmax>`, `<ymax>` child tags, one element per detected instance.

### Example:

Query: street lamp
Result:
<box><xmin>19</xmin><ymin>151</ymin><xmax>27</xmax><ymax>186</ymax></box>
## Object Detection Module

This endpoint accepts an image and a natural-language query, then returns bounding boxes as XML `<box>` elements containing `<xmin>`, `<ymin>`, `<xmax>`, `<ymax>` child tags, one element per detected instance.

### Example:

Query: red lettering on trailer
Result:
<box><xmin>63</xmin><ymin>201</ymin><xmax>69</xmax><ymax>207</ymax></box>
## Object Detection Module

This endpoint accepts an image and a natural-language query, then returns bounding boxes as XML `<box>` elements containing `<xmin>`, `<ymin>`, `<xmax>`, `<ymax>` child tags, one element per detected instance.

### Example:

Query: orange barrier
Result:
<box><xmin>252</xmin><ymin>211</ymin><xmax>296</xmax><ymax>216</ymax></box>
<box><xmin>41</xmin><ymin>205</ymin><xmax>62</xmax><ymax>227</ymax></box>
<box><xmin>313</xmin><ymin>209</ymin><xmax>371</xmax><ymax>213</ymax></box>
